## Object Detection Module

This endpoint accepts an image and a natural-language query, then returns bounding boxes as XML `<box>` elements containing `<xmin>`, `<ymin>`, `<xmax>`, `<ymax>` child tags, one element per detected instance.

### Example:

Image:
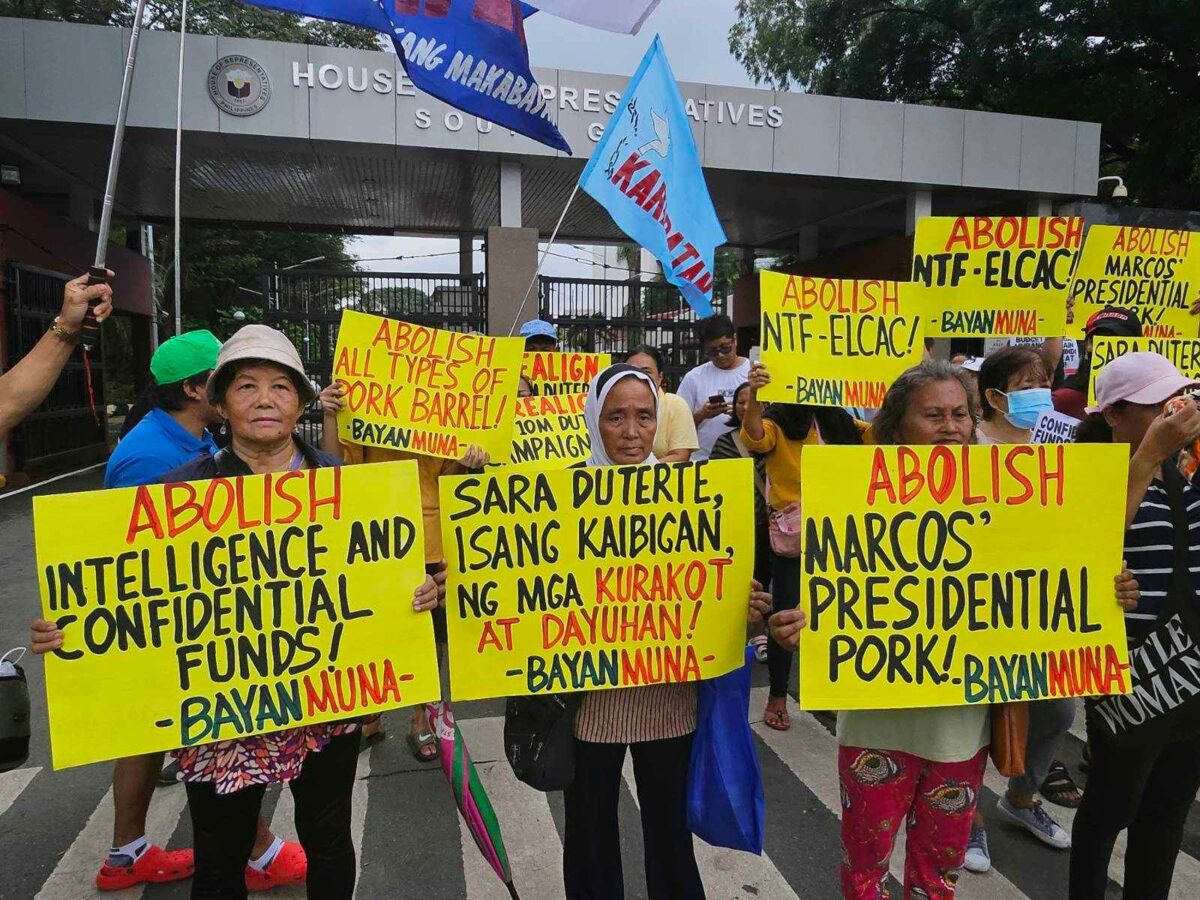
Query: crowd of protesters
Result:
<box><xmin>8</xmin><ymin>275</ymin><xmax>1200</xmax><ymax>900</ymax></box>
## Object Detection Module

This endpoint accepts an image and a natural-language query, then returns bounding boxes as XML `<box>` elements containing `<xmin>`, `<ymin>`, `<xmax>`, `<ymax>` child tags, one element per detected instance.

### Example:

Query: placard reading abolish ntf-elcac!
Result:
<box><xmin>34</xmin><ymin>461</ymin><xmax>439</xmax><ymax>769</ymax></box>
<box><xmin>798</xmin><ymin>444</ymin><xmax>1130</xmax><ymax>710</ymax></box>
<box><xmin>334</xmin><ymin>309</ymin><xmax>523</xmax><ymax>461</ymax></box>
<box><xmin>1069</xmin><ymin>225</ymin><xmax>1200</xmax><ymax>339</ymax></box>
<box><xmin>440</xmin><ymin>459</ymin><xmax>755</xmax><ymax>700</ymax></box>
<box><xmin>758</xmin><ymin>271</ymin><xmax>924</xmax><ymax>408</ymax></box>
<box><xmin>911</xmin><ymin>216</ymin><xmax>1081</xmax><ymax>337</ymax></box>
<box><xmin>502</xmin><ymin>393</ymin><xmax>591</xmax><ymax>470</ymax></box>
<box><xmin>522</xmin><ymin>352</ymin><xmax>611</xmax><ymax>395</ymax></box>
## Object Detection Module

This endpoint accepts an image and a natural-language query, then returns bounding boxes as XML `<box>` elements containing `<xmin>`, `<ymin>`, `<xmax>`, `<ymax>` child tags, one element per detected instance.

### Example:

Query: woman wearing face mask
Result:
<box><xmin>563</xmin><ymin>364</ymin><xmax>772</xmax><ymax>900</ymax></box>
<box><xmin>963</xmin><ymin>347</ymin><xmax>1077</xmax><ymax>874</ymax></box>
<box><xmin>976</xmin><ymin>347</ymin><xmax>1055</xmax><ymax>444</ymax></box>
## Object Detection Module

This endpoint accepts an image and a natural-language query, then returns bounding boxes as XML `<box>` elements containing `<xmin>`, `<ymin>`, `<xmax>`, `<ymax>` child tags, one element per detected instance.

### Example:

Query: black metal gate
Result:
<box><xmin>537</xmin><ymin>277</ymin><xmax>726</xmax><ymax>390</ymax></box>
<box><xmin>4</xmin><ymin>264</ymin><xmax>107</xmax><ymax>474</ymax></box>
<box><xmin>261</xmin><ymin>269</ymin><xmax>487</xmax><ymax>445</ymax></box>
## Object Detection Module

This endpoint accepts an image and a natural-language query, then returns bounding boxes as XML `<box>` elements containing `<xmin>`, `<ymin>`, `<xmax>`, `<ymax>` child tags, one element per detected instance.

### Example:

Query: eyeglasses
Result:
<box><xmin>704</xmin><ymin>341</ymin><xmax>736</xmax><ymax>360</ymax></box>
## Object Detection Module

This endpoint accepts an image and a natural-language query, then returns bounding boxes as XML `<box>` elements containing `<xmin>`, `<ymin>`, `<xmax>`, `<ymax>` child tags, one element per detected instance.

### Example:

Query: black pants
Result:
<box><xmin>1068</xmin><ymin>715</ymin><xmax>1200</xmax><ymax>899</ymax></box>
<box><xmin>768</xmin><ymin>552</ymin><xmax>800</xmax><ymax>698</ymax></box>
<box><xmin>185</xmin><ymin>730</ymin><xmax>361</xmax><ymax>900</ymax></box>
<box><xmin>563</xmin><ymin>734</ymin><xmax>704</xmax><ymax>900</ymax></box>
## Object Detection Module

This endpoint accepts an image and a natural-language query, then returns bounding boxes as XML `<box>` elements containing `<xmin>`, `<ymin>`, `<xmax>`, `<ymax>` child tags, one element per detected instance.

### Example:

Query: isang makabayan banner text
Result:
<box><xmin>440</xmin><ymin>459</ymin><xmax>755</xmax><ymax>700</ymax></box>
<box><xmin>34</xmin><ymin>462</ymin><xmax>439</xmax><ymax>769</ymax></box>
<box><xmin>798</xmin><ymin>444</ymin><xmax>1131</xmax><ymax>710</ymax></box>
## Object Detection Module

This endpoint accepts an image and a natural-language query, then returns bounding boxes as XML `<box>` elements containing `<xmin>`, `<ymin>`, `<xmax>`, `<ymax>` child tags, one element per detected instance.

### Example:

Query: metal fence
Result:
<box><xmin>261</xmin><ymin>269</ymin><xmax>487</xmax><ymax>445</ymax></box>
<box><xmin>4</xmin><ymin>264</ymin><xmax>108</xmax><ymax>474</ymax></box>
<box><xmin>538</xmin><ymin>277</ymin><xmax>727</xmax><ymax>390</ymax></box>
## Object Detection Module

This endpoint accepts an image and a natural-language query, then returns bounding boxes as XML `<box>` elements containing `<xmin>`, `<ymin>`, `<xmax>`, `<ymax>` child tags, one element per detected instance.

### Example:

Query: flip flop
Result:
<box><xmin>360</xmin><ymin>730</ymin><xmax>387</xmax><ymax>754</ymax></box>
<box><xmin>407</xmin><ymin>728</ymin><xmax>438</xmax><ymax>762</ymax></box>
<box><xmin>764</xmin><ymin>705</ymin><xmax>791</xmax><ymax>732</ymax></box>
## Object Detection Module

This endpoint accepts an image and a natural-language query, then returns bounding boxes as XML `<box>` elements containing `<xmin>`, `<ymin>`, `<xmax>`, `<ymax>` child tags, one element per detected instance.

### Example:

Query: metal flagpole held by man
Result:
<box><xmin>173</xmin><ymin>0</ymin><xmax>189</xmax><ymax>339</ymax></box>
<box><xmin>81</xmin><ymin>0</ymin><xmax>150</xmax><ymax>352</ymax></box>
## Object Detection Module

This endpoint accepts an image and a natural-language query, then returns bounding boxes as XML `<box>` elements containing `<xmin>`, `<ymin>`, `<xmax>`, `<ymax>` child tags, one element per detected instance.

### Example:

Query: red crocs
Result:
<box><xmin>245</xmin><ymin>840</ymin><xmax>307</xmax><ymax>892</ymax></box>
<box><xmin>95</xmin><ymin>844</ymin><xmax>195</xmax><ymax>890</ymax></box>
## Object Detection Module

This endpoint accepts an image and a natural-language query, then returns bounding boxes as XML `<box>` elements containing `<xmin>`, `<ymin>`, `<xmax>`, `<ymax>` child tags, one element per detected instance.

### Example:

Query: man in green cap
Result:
<box><xmin>29</xmin><ymin>330</ymin><xmax>305</xmax><ymax>892</ymax></box>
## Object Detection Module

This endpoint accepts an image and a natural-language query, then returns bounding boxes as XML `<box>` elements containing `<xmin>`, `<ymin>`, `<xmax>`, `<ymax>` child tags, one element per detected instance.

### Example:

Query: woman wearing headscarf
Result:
<box><xmin>564</xmin><ymin>363</ymin><xmax>772</xmax><ymax>900</ymax></box>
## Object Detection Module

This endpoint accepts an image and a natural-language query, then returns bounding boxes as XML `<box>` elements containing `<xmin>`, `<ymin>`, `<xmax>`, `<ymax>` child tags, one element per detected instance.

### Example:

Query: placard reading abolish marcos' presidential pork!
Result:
<box><xmin>758</xmin><ymin>271</ymin><xmax>924</xmax><ymax>408</ymax></box>
<box><xmin>35</xmin><ymin>462</ymin><xmax>439</xmax><ymax>769</ymax></box>
<box><xmin>522</xmin><ymin>352</ymin><xmax>611</xmax><ymax>395</ymax></box>
<box><xmin>334</xmin><ymin>309</ymin><xmax>524</xmax><ymax>461</ymax></box>
<box><xmin>911</xmin><ymin>216</ymin><xmax>1081</xmax><ymax>337</ymax></box>
<box><xmin>1069</xmin><ymin>225</ymin><xmax>1200</xmax><ymax>339</ymax></box>
<box><xmin>440</xmin><ymin>459</ymin><xmax>755</xmax><ymax>700</ymax></box>
<box><xmin>798</xmin><ymin>444</ymin><xmax>1130</xmax><ymax>710</ymax></box>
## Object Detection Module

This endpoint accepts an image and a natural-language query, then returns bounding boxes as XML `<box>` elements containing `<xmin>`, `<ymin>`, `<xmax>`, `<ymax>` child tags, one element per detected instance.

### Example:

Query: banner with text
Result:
<box><xmin>911</xmin><ymin>216</ymin><xmax>1081</xmax><ymax>337</ymax></box>
<box><xmin>440</xmin><ymin>459</ymin><xmax>755</xmax><ymax>700</ymax></box>
<box><xmin>35</xmin><ymin>461</ymin><xmax>439</xmax><ymax>769</ymax></box>
<box><xmin>758</xmin><ymin>272</ymin><xmax>924</xmax><ymax>408</ymax></box>
<box><xmin>1089</xmin><ymin>337</ymin><xmax>1200</xmax><ymax>406</ymax></box>
<box><xmin>1069</xmin><ymin>225</ymin><xmax>1200</xmax><ymax>339</ymax></box>
<box><xmin>334</xmin><ymin>310</ymin><xmax>523</xmax><ymax>461</ymax></box>
<box><xmin>522</xmin><ymin>352</ymin><xmax>611</xmax><ymax>395</ymax></box>
<box><xmin>501</xmin><ymin>393</ymin><xmax>591</xmax><ymax>470</ymax></box>
<box><xmin>798</xmin><ymin>444</ymin><xmax>1130</xmax><ymax>710</ymax></box>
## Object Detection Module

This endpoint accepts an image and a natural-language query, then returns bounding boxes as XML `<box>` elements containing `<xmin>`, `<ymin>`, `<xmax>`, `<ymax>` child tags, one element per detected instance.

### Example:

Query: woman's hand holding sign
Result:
<box><xmin>748</xmin><ymin>580</ymin><xmax>771</xmax><ymax>623</ymax></box>
<box><xmin>28</xmin><ymin>617</ymin><xmax>61</xmax><ymax>655</ymax></box>
<box><xmin>1115</xmin><ymin>564</ymin><xmax>1139</xmax><ymax>612</ymax></box>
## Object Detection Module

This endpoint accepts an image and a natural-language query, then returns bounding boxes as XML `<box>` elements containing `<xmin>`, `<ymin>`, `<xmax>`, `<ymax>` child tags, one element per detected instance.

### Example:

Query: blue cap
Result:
<box><xmin>519</xmin><ymin>319</ymin><xmax>558</xmax><ymax>341</ymax></box>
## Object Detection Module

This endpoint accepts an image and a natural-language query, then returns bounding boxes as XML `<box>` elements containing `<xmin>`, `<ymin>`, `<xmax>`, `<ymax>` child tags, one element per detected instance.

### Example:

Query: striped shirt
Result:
<box><xmin>574</xmin><ymin>683</ymin><xmax>697</xmax><ymax>744</ymax></box>
<box><xmin>1123</xmin><ymin>478</ymin><xmax>1200</xmax><ymax>647</ymax></box>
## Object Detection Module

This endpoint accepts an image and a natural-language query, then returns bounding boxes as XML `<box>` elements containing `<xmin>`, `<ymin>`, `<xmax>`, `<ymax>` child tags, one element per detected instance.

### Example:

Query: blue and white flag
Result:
<box><xmin>239</xmin><ymin>0</ymin><xmax>570</xmax><ymax>153</ymax></box>
<box><xmin>580</xmin><ymin>37</ymin><xmax>725</xmax><ymax>316</ymax></box>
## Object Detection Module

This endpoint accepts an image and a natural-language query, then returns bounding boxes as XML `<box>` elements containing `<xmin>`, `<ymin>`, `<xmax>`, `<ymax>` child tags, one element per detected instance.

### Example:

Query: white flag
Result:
<box><xmin>524</xmin><ymin>0</ymin><xmax>661</xmax><ymax>34</ymax></box>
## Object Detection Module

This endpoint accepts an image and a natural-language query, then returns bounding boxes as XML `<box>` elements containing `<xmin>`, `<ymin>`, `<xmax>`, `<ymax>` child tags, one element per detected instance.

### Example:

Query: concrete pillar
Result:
<box><xmin>797</xmin><ymin>225</ymin><xmax>819</xmax><ymax>261</ymax></box>
<box><xmin>499</xmin><ymin>162</ymin><xmax>522</xmax><ymax>228</ymax></box>
<box><xmin>68</xmin><ymin>183</ymin><xmax>97</xmax><ymax>232</ymax></box>
<box><xmin>905</xmin><ymin>190</ymin><xmax>932</xmax><ymax>236</ymax></box>
<box><xmin>486</xmin><ymin>226</ymin><xmax>539</xmax><ymax>336</ymax></box>
<box><xmin>458</xmin><ymin>233</ymin><xmax>474</xmax><ymax>284</ymax></box>
<box><xmin>1028</xmin><ymin>195</ymin><xmax>1053</xmax><ymax>217</ymax></box>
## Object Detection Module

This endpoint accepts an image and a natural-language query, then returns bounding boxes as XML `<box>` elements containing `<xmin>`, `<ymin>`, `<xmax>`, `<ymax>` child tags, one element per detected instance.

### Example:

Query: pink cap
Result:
<box><xmin>1087</xmin><ymin>351</ymin><xmax>1200</xmax><ymax>414</ymax></box>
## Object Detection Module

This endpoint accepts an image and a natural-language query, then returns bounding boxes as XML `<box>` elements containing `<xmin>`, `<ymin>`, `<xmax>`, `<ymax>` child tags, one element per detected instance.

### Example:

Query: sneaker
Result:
<box><xmin>246</xmin><ymin>840</ymin><xmax>307</xmax><ymax>892</ymax></box>
<box><xmin>96</xmin><ymin>845</ymin><xmax>194</xmax><ymax>891</ymax></box>
<box><xmin>158</xmin><ymin>758</ymin><xmax>181</xmax><ymax>786</ymax></box>
<box><xmin>997</xmin><ymin>796</ymin><xmax>1071</xmax><ymax>849</ymax></box>
<box><xmin>963</xmin><ymin>824</ymin><xmax>991</xmax><ymax>873</ymax></box>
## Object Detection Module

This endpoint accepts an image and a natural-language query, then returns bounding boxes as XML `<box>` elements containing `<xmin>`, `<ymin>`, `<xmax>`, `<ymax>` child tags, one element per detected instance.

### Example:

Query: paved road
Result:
<box><xmin>2</xmin><ymin>468</ymin><xmax>1199</xmax><ymax>899</ymax></box>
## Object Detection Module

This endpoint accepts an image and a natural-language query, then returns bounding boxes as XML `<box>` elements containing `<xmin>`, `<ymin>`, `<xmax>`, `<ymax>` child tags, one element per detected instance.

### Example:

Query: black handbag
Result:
<box><xmin>1088</xmin><ymin>462</ymin><xmax>1200</xmax><ymax>746</ymax></box>
<box><xmin>0</xmin><ymin>648</ymin><xmax>31</xmax><ymax>772</ymax></box>
<box><xmin>503</xmin><ymin>693</ymin><xmax>580</xmax><ymax>792</ymax></box>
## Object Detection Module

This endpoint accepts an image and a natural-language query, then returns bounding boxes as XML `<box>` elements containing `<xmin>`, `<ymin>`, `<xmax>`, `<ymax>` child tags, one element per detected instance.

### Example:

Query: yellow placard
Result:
<box><xmin>1068</xmin><ymin>225</ymin><xmax>1200</xmax><ymax>339</ymax></box>
<box><xmin>35</xmin><ymin>461</ymin><xmax>439</xmax><ymax>769</ymax></box>
<box><xmin>333</xmin><ymin>309</ymin><xmax>523</xmax><ymax>461</ymax></box>
<box><xmin>798</xmin><ymin>444</ymin><xmax>1130</xmax><ymax>710</ymax></box>
<box><xmin>758</xmin><ymin>271</ymin><xmax>924</xmax><ymax>408</ymax></box>
<box><xmin>522</xmin><ymin>352</ymin><xmax>612</xmax><ymax>394</ymax></box>
<box><xmin>501</xmin><ymin>393</ymin><xmax>591</xmax><ymax>470</ymax></box>
<box><xmin>440</xmin><ymin>459</ymin><xmax>755</xmax><ymax>701</ymax></box>
<box><xmin>911</xmin><ymin>216</ymin><xmax>1081</xmax><ymax>337</ymax></box>
<box><xmin>1089</xmin><ymin>337</ymin><xmax>1200</xmax><ymax>406</ymax></box>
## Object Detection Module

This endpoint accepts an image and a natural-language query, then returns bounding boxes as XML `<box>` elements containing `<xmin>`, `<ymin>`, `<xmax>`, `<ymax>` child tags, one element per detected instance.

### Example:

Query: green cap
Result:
<box><xmin>150</xmin><ymin>330</ymin><xmax>222</xmax><ymax>385</ymax></box>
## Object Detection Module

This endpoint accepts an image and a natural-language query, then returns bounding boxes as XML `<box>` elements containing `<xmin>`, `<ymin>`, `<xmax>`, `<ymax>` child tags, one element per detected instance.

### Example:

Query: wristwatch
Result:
<box><xmin>50</xmin><ymin>317</ymin><xmax>80</xmax><ymax>344</ymax></box>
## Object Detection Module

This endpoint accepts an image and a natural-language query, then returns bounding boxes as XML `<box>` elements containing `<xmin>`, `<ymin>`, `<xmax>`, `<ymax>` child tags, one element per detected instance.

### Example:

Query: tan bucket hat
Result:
<box><xmin>207</xmin><ymin>324</ymin><xmax>316</xmax><ymax>405</ymax></box>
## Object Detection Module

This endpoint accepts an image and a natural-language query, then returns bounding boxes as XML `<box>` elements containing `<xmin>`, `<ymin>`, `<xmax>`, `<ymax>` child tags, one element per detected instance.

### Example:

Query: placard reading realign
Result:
<box><xmin>758</xmin><ymin>272</ymin><xmax>924</xmax><ymax>408</ymax></box>
<box><xmin>911</xmin><ymin>216</ymin><xmax>1080</xmax><ymax>337</ymax></box>
<box><xmin>522</xmin><ymin>352</ymin><xmax>611</xmax><ymax>395</ymax></box>
<box><xmin>35</xmin><ymin>462</ymin><xmax>440</xmax><ymax>769</ymax></box>
<box><xmin>798</xmin><ymin>444</ymin><xmax>1130</xmax><ymax>710</ymax></box>
<box><xmin>334</xmin><ymin>309</ymin><xmax>523</xmax><ymax>461</ymax></box>
<box><xmin>1089</xmin><ymin>337</ymin><xmax>1200</xmax><ymax>406</ymax></box>
<box><xmin>1069</xmin><ymin>225</ymin><xmax>1200</xmax><ymax>339</ymax></box>
<box><xmin>502</xmin><ymin>393</ymin><xmax>591</xmax><ymax>470</ymax></box>
<box><xmin>440</xmin><ymin>459</ymin><xmax>755</xmax><ymax>700</ymax></box>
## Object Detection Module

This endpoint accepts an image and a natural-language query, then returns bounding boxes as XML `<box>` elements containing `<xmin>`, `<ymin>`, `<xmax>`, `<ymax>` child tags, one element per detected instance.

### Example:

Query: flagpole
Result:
<box><xmin>507</xmin><ymin>180</ymin><xmax>581</xmax><ymax>336</ymax></box>
<box><xmin>173</xmin><ymin>0</ymin><xmax>189</xmax><ymax>338</ymax></box>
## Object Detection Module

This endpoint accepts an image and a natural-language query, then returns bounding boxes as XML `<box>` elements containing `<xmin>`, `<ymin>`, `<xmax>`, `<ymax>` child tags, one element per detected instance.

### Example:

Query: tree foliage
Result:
<box><xmin>729</xmin><ymin>0</ymin><xmax>1200</xmax><ymax>208</ymax></box>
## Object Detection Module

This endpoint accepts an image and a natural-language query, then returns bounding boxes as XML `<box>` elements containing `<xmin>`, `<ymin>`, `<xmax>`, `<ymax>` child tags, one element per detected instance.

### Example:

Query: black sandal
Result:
<box><xmin>1040</xmin><ymin>760</ymin><xmax>1084</xmax><ymax>808</ymax></box>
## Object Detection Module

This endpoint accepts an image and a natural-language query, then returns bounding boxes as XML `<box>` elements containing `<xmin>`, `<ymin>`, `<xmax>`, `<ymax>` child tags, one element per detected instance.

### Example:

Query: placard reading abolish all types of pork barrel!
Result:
<box><xmin>1069</xmin><ymin>225</ymin><xmax>1200</xmax><ymax>339</ymax></box>
<box><xmin>439</xmin><ymin>459</ymin><xmax>755</xmax><ymax>701</ymax></box>
<box><xmin>911</xmin><ymin>216</ymin><xmax>1081</xmax><ymax>337</ymax></box>
<box><xmin>35</xmin><ymin>462</ymin><xmax>439</xmax><ymax>769</ymax></box>
<box><xmin>798</xmin><ymin>444</ymin><xmax>1130</xmax><ymax>710</ymax></box>
<box><xmin>522</xmin><ymin>352</ymin><xmax>611</xmax><ymax>395</ymax></box>
<box><xmin>757</xmin><ymin>272</ymin><xmax>924</xmax><ymax>408</ymax></box>
<box><xmin>501</xmin><ymin>393</ymin><xmax>591</xmax><ymax>470</ymax></box>
<box><xmin>1088</xmin><ymin>337</ymin><xmax>1200</xmax><ymax>406</ymax></box>
<box><xmin>334</xmin><ymin>309</ymin><xmax>524</xmax><ymax>461</ymax></box>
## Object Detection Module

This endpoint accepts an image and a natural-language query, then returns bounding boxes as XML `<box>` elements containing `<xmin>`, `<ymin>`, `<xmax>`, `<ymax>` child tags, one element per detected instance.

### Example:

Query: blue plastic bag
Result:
<box><xmin>687</xmin><ymin>646</ymin><xmax>765</xmax><ymax>853</ymax></box>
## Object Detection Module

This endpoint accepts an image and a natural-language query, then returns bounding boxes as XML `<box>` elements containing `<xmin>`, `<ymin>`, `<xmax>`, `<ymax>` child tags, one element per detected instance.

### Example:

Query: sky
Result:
<box><xmin>349</xmin><ymin>0</ymin><xmax>753</xmax><ymax>276</ymax></box>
